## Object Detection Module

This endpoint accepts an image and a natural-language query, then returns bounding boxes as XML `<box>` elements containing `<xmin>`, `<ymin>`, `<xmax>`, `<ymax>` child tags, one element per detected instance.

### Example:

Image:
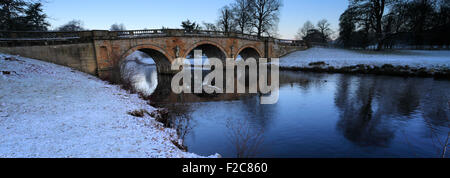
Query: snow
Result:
<box><xmin>0</xmin><ymin>53</ymin><xmax>219</xmax><ymax>158</ymax></box>
<box><xmin>140</xmin><ymin>58</ymin><xmax>156</xmax><ymax>65</ymax></box>
<box><xmin>124</xmin><ymin>51</ymin><xmax>156</xmax><ymax>65</ymax></box>
<box><xmin>280</xmin><ymin>47</ymin><xmax>450</xmax><ymax>69</ymax></box>
<box><xmin>121</xmin><ymin>61</ymin><xmax>159</xmax><ymax>97</ymax></box>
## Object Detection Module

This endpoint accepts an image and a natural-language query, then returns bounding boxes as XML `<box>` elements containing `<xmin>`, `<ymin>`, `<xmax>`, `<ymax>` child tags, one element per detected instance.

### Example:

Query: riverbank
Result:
<box><xmin>0</xmin><ymin>53</ymin><xmax>217</xmax><ymax>158</ymax></box>
<box><xmin>280</xmin><ymin>47</ymin><xmax>450</xmax><ymax>79</ymax></box>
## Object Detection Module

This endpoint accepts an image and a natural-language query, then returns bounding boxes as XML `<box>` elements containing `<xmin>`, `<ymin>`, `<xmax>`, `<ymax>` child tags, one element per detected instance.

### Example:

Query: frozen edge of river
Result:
<box><xmin>0</xmin><ymin>53</ymin><xmax>219</xmax><ymax>158</ymax></box>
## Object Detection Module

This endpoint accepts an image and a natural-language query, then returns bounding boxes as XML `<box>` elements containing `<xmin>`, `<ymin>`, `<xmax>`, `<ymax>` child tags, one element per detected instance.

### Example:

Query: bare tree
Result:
<box><xmin>217</xmin><ymin>5</ymin><xmax>235</xmax><ymax>33</ymax></box>
<box><xmin>350</xmin><ymin>0</ymin><xmax>397</xmax><ymax>50</ymax></box>
<box><xmin>57</xmin><ymin>20</ymin><xmax>85</xmax><ymax>31</ymax></box>
<box><xmin>317</xmin><ymin>19</ymin><xmax>333</xmax><ymax>40</ymax></box>
<box><xmin>296</xmin><ymin>20</ymin><xmax>315</xmax><ymax>40</ymax></box>
<box><xmin>250</xmin><ymin>0</ymin><xmax>282</xmax><ymax>37</ymax></box>
<box><xmin>110</xmin><ymin>23</ymin><xmax>126</xmax><ymax>31</ymax></box>
<box><xmin>202</xmin><ymin>22</ymin><xmax>218</xmax><ymax>31</ymax></box>
<box><xmin>231</xmin><ymin>0</ymin><xmax>254</xmax><ymax>34</ymax></box>
<box><xmin>23</xmin><ymin>2</ymin><xmax>50</xmax><ymax>31</ymax></box>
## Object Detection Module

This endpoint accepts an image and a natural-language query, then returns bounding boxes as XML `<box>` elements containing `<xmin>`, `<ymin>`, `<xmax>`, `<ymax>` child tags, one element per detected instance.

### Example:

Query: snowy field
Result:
<box><xmin>0</xmin><ymin>53</ymin><xmax>217</xmax><ymax>158</ymax></box>
<box><xmin>280</xmin><ymin>47</ymin><xmax>450</xmax><ymax>70</ymax></box>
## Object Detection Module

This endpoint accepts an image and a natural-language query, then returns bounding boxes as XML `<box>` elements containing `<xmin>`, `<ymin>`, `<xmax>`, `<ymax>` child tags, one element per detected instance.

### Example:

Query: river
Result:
<box><xmin>120</xmin><ymin>59</ymin><xmax>450</xmax><ymax>158</ymax></box>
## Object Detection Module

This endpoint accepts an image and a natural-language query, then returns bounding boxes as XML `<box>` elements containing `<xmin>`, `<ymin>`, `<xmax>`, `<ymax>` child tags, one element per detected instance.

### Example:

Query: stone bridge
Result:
<box><xmin>0</xmin><ymin>29</ymin><xmax>306</xmax><ymax>80</ymax></box>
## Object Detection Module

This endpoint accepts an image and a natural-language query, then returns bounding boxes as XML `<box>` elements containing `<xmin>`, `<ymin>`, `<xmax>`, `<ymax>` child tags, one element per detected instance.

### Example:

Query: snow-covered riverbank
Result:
<box><xmin>0</xmin><ymin>53</ymin><xmax>216</xmax><ymax>158</ymax></box>
<box><xmin>280</xmin><ymin>47</ymin><xmax>450</xmax><ymax>78</ymax></box>
<box><xmin>280</xmin><ymin>47</ymin><xmax>450</xmax><ymax>69</ymax></box>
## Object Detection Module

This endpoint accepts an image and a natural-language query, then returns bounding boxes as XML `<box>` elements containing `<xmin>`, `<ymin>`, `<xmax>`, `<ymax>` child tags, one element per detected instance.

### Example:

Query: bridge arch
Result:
<box><xmin>183</xmin><ymin>41</ymin><xmax>229</xmax><ymax>61</ymax></box>
<box><xmin>121</xmin><ymin>44</ymin><xmax>174</xmax><ymax>74</ymax></box>
<box><xmin>235</xmin><ymin>45</ymin><xmax>262</xmax><ymax>60</ymax></box>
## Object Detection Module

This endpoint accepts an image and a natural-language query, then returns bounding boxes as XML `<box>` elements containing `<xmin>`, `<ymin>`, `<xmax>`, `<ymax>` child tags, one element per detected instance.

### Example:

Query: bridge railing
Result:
<box><xmin>0</xmin><ymin>29</ymin><xmax>305</xmax><ymax>47</ymax></box>
<box><xmin>185</xmin><ymin>30</ymin><xmax>226</xmax><ymax>36</ymax></box>
<box><xmin>0</xmin><ymin>31</ymin><xmax>83</xmax><ymax>40</ymax></box>
<box><xmin>275</xmin><ymin>39</ymin><xmax>306</xmax><ymax>47</ymax></box>
<box><xmin>112</xmin><ymin>29</ymin><xmax>165</xmax><ymax>37</ymax></box>
<box><xmin>108</xmin><ymin>29</ymin><xmax>265</xmax><ymax>41</ymax></box>
<box><xmin>183</xmin><ymin>30</ymin><xmax>262</xmax><ymax>41</ymax></box>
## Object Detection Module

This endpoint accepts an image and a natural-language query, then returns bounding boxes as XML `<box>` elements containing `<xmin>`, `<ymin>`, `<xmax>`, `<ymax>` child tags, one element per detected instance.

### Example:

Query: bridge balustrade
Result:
<box><xmin>0</xmin><ymin>31</ymin><xmax>81</xmax><ymax>40</ymax></box>
<box><xmin>275</xmin><ymin>39</ymin><xmax>306</xmax><ymax>47</ymax></box>
<box><xmin>0</xmin><ymin>29</ymin><xmax>305</xmax><ymax>47</ymax></box>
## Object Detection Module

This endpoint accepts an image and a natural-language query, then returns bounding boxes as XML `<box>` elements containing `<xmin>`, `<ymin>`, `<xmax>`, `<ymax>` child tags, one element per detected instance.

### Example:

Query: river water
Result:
<box><xmin>121</xmin><ymin>60</ymin><xmax>450</xmax><ymax>158</ymax></box>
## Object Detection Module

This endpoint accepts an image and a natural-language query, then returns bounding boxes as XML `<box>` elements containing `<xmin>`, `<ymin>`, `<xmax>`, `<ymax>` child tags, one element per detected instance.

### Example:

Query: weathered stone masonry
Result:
<box><xmin>0</xmin><ymin>30</ymin><xmax>306</xmax><ymax>80</ymax></box>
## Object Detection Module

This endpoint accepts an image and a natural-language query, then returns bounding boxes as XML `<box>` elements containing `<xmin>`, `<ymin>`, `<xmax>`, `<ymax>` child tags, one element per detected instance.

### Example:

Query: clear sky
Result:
<box><xmin>43</xmin><ymin>0</ymin><xmax>349</xmax><ymax>39</ymax></box>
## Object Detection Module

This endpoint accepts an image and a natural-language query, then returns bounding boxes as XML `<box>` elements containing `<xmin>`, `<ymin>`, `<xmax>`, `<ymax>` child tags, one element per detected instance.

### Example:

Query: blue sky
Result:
<box><xmin>43</xmin><ymin>0</ymin><xmax>349</xmax><ymax>39</ymax></box>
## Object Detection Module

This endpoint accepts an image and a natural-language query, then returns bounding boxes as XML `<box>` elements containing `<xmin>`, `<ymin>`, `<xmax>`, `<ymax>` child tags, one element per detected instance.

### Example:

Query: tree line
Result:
<box><xmin>338</xmin><ymin>0</ymin><xmax>450</xmax><ymax>50</ymax></box>
<box><xmin>2</xmin><ymin>0</ymin><xmax>282</xmax><ymax>38</ymax></box>
<box><xmin>296</xmin><ymin>19</ymin><xmax>334</xmax><ymax>45</ymax></box>
<box><xmin>181</xmin><ymin>0</ymin><xmax>282</xmax><ymax>37</ymax></box>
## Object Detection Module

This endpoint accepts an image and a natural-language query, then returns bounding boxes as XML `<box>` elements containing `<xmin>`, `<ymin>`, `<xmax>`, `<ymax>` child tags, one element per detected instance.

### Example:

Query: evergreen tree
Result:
<box><xmin>181</xmin><ymin>19</ymin><xmax>201</xmax><ymax>32</ymax></box>
<box><xmin>0</xmin><ymin>0</ymin><xmax>27</xmax><ymax>30</ymax></box>
<box><xmin>0</xmin><ymin>0</ymin><xmax>49</xmax><ymax>31</ymax></box>
<box><xmin>23</xmin><ymin>2</ymin><xmax>49</xmax><ymax>31</ymax></box>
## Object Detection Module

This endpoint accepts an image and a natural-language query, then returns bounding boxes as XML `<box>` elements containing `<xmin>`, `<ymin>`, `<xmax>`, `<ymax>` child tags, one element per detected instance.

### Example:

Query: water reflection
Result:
<box><xmin>226</xmin><ymin>118</ymin><xmax>265</xmax><ymax>158</ymax></box>
<box><xmin>121</xmin><ymin>60</ymin><xmax>158</xmax><ymax>96</ymax></box>
<box><xmin>334</xmin><ymin>75</ymin><xmax>449</xmax><ymax>148</ymax></box>
<box><xmin>335</xmin><ymin>75</ymin><xmax>395</xmax><ymax>147</ymax></box>
<box><xmin>120</xmin><ymin>61</ymin><xmax>450</xmax><ymax>158</ymax></box>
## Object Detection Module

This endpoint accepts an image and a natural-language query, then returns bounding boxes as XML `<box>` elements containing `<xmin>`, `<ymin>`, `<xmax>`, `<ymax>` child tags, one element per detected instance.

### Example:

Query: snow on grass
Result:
<box><xmin>280</xmin><ymin>47</ymin><xmax>450</xmax><ymax>69</ymax></box>
<box><xmin>0</xmin><ymin>53</ymin><xmax>218</xmax><ymax>158</ymax></box>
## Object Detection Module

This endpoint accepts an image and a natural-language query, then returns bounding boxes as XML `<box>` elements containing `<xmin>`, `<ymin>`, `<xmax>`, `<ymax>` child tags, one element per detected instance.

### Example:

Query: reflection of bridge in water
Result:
<box><xmin>128</xmin><ymin>65</ymin><xmax>260</xmax><ymax>104</ymax></box>
<box><xmin>124</xmin><ymin>62</ymin><xmax>320</xmax><ymax>105</ymax></box>
<box><xmin>0</xmin><ymin>29</ymin><xmax>306</xmax><ymax>81</ymax></box>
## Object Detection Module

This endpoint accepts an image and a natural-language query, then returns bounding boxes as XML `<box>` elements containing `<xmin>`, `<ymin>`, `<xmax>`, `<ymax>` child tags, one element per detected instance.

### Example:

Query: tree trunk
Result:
<box><xmin>375</xmin><ymin>0</ymin><xmax>385</xmax><ymax>51</ymax></box>
<box><xmin>257</xmin><ymin>19</ymin><xmax>262</xmax><ymax>37</ymax></box>
<box><xmin>376</xmin><ymin>20</ymin><xmax>383</xmax><ymax>51</ymax></box>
